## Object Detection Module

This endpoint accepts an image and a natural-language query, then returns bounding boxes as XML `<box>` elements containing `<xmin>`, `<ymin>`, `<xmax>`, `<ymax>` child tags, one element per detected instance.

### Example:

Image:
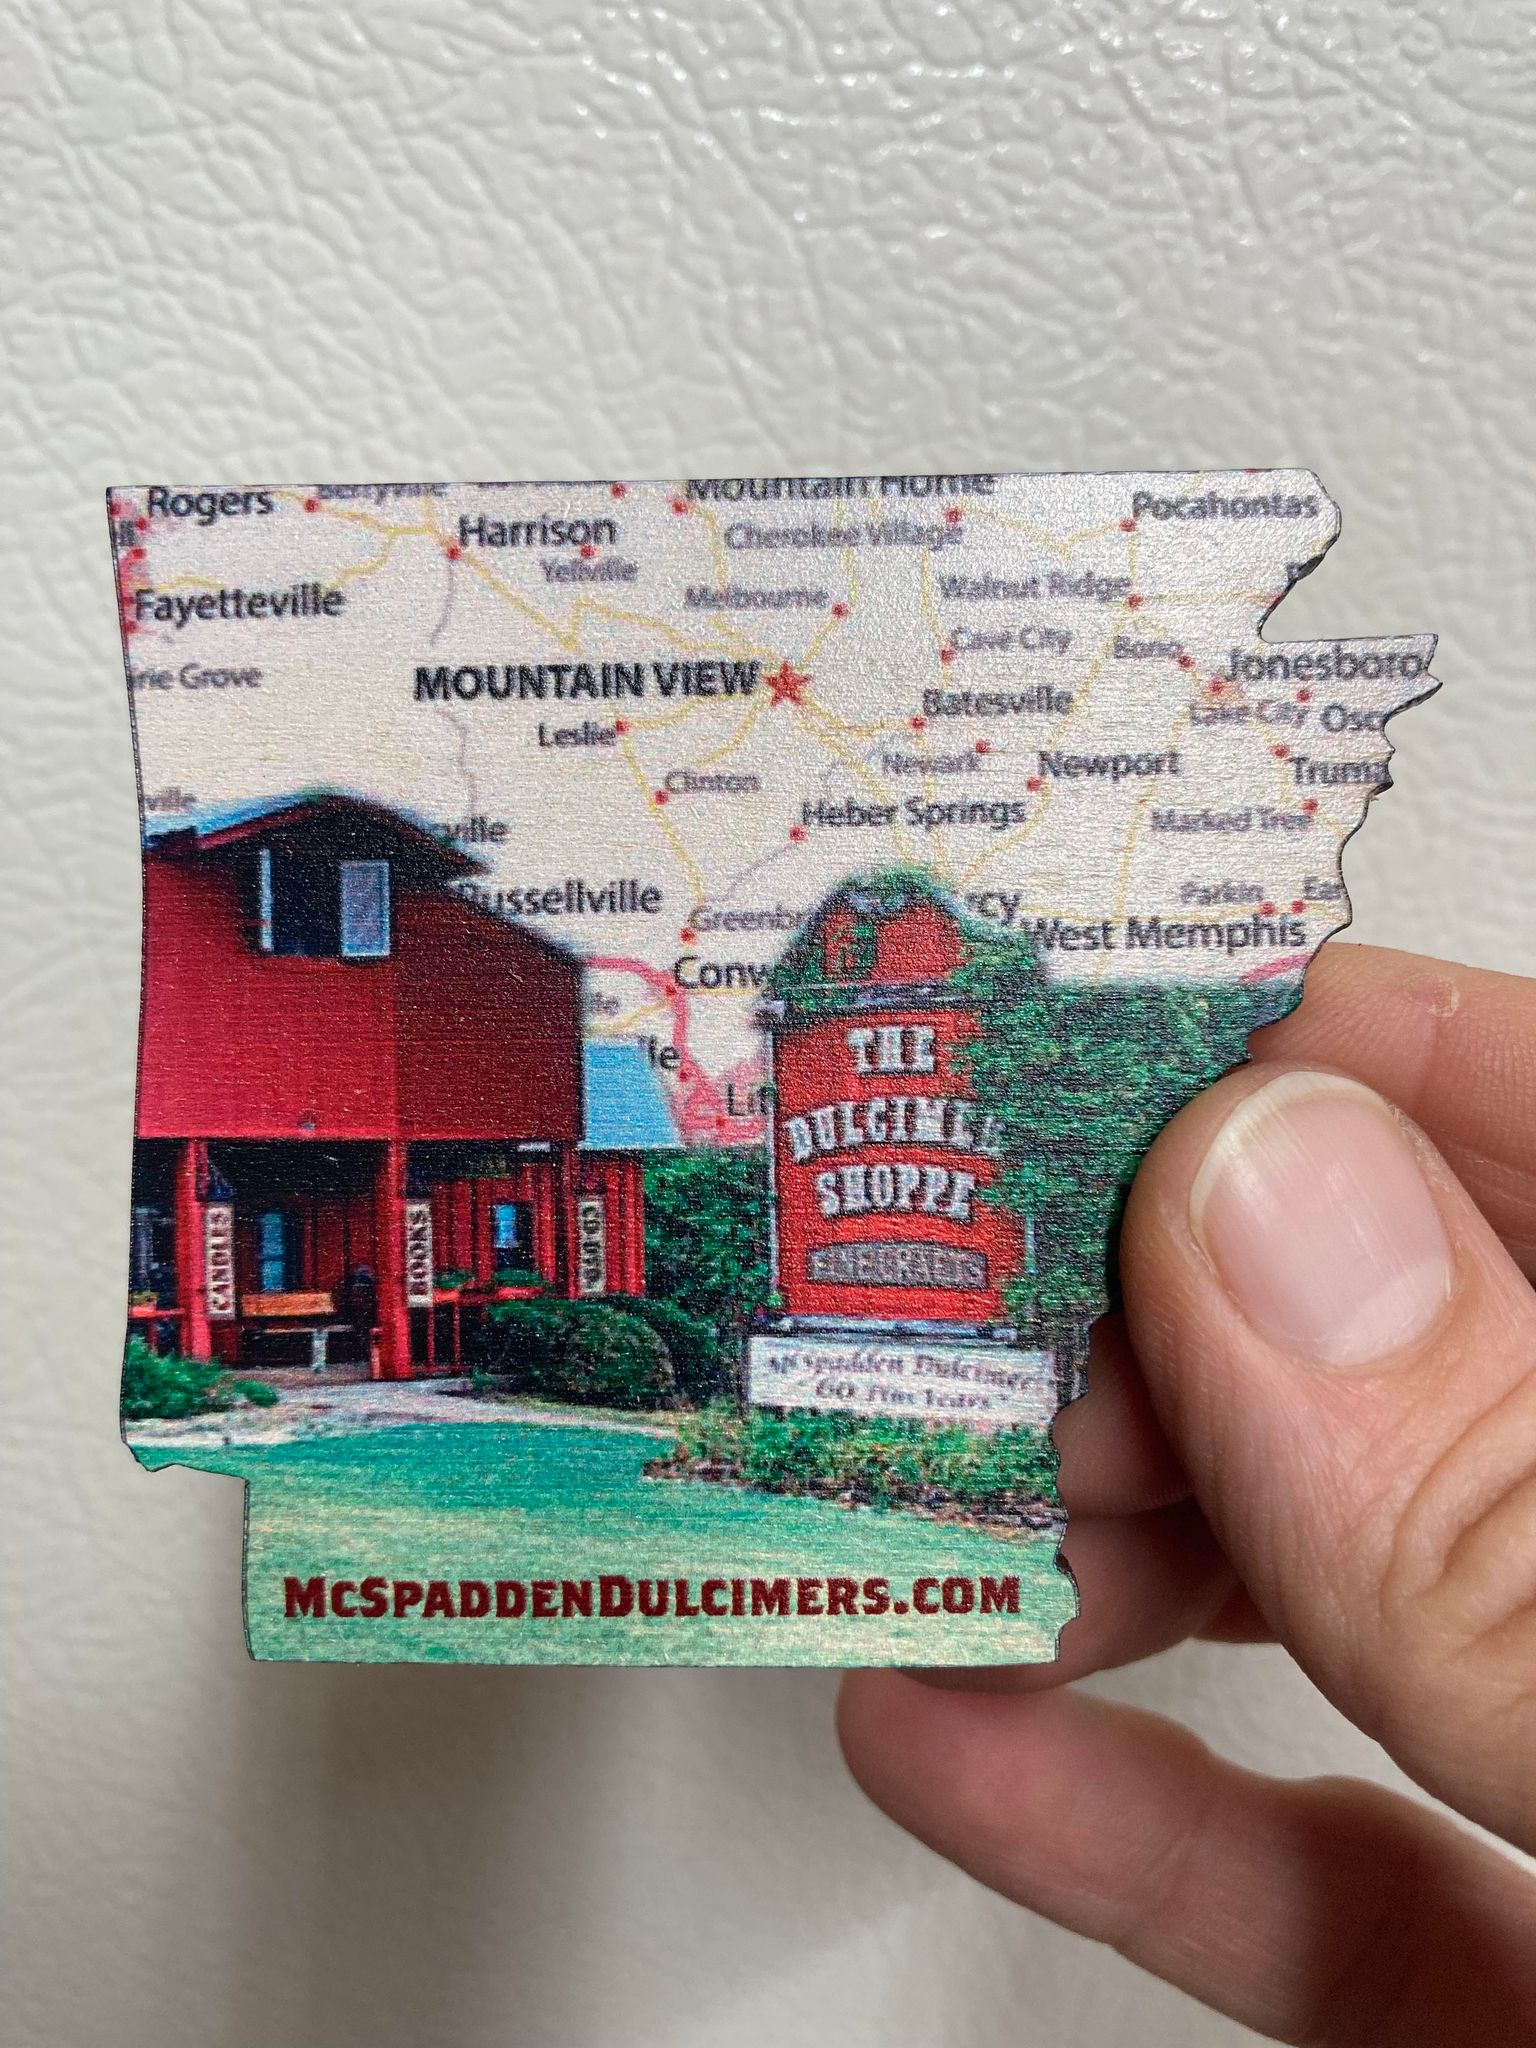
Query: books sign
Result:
<box><xmin>403</xmin><ymin>1200</ymin><xmax>434</xmax><ymax>1308</ymax></box>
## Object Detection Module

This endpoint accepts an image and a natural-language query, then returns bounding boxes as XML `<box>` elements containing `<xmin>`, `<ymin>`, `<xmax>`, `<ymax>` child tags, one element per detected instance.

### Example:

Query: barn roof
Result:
<box><xmin>142</xmin><ymin>788</ymin><xmax>483</xmax><ymax>883</ymax></box>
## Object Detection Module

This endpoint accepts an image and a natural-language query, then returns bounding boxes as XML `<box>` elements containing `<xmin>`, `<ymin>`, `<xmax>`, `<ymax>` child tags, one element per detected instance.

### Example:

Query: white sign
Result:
<box><xmin>747</xmin><ymin>1331</ymin><xmax>1056</xmax><ymax>1431</ymax></box>
<box><xmin>204</xmin><ymin>1203</ymin><xmax>235</xmax><ymax>1320</ymax></box>
<box><xmin>403</xmin><ymin>1200</ymin><xmax>434</xmax><ymax>1307</ymax></box>
<box><xmin>575</xmin><ymin>1196</ymin><xmax>607</xmax><ymax>1297</ymax></box>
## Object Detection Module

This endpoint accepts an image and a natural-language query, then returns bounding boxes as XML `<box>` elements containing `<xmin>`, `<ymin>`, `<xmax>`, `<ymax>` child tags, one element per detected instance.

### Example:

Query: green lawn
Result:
<box><xmin>138</xmin><ymin>1423</ymin><xmax>1075</xmax><ymax>1667</ymax></box>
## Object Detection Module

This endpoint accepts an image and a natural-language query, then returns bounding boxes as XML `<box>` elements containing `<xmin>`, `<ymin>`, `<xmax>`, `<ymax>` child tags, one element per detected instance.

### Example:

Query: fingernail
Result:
<box><xmin>1189</xmin><ymin>1071</ymin><xmax>1452</xmax><ymax>1365</ymax></box>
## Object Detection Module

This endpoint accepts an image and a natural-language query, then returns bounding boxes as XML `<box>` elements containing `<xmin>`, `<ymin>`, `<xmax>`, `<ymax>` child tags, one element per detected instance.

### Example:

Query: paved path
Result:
<box><xmin>125</xmin><ymin>1376</ymin><xmax>677</xmax><ymax>1452</ymax></box>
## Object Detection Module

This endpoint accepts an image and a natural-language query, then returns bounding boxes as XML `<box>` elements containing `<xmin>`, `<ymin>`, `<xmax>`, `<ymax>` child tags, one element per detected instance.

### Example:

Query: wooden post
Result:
<box><xmin>174</xmin><ymin>1138</ymin><xmax>213</xmax><ymax>1361</ymax></box>
<box><xmin>554</xmin><ymin>1141</ymin><xmax>581</xmax><ymax>1299</ymax></box>
<box><xmin>372</xmin><ymin>1140</ymin><xmax>413</xmax><ymax>1380</ymax></box>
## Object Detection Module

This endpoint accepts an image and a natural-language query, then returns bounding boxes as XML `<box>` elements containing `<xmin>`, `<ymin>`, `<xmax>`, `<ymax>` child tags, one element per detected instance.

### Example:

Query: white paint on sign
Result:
<box><xmin>746</xmin><ymin>1331</ymin><xmax>1055</xmax><ymax>1431</ymax></box>
<box><xmin>403</xmin><ymin>1199</ymin><xmax>434</xmax><ymax>1307</ymax></box>
<box><xmin>204</xmin><ymin>1203</ymin><xmax>235</xmax><ymax>1320</ymax></box>
<box><xmin>575</xmin><ymin>1195</ymin><xmax>607</xmax><ymax>1296</ymax></box>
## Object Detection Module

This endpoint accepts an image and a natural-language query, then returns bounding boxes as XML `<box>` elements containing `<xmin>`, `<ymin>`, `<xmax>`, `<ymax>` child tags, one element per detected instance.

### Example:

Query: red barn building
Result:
<box><xmin>128</xmin><ymin>791</ymin><xmax>647</xmax><ymax>1379</ymax></box>
<box><xmin>762</xmin><ymin>877</ymin><xmax>1029</xmax><ymax>1333</ymax></box>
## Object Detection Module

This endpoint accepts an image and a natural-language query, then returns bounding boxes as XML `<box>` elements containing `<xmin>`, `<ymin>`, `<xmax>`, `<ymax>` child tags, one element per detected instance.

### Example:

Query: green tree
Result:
<box><xmin>641</xmin><ymin>1148</ymin><xmax>772</xmax><ymax>1344</ymax></box>
<box><xmin>954</xmin><ymin>933</ymin><xmax>1299</xmax><ymax>1343</ymax></box>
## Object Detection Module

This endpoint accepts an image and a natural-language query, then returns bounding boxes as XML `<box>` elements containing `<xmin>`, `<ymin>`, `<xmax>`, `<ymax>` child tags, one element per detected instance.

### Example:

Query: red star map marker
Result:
<box><xmin>765</xmin><ymin>660</ymin><xmax>810</xmax><ymax>708</ymax></box>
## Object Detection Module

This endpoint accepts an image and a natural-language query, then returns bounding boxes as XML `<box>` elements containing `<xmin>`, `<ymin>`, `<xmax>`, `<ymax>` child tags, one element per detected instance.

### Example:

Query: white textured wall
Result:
<box><xmin>3</xmin><ymin>4</ymin><xmax>1532</xmax><ymax>2043</ymax></box>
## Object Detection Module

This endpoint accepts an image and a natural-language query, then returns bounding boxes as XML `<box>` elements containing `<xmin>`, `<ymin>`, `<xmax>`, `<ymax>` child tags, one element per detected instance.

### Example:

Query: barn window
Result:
<box><xmin>257</xmin><ymin>1209</ymin><xmax>300</xmax><ymax>1293</ymax></box>
<box><xmin>252</xmin><ymin>848</ymin><xmax>391</xmax><ymax>959</ymax></box>
<box><xmin>339</xmin><ymin>860</ymin><xmax>391</xmax><ymax>958</ymax></box>
<box><xmin>491</xmin><ymin>1200</ymin><xmax>534</xmax><ymax>1274</ymax></box>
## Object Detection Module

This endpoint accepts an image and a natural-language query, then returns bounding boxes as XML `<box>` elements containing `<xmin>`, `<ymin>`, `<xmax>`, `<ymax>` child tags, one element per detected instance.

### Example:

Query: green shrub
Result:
<box><xmin>479</xmin><ymin>1299</ymin><xmax>675</xmax><ymax>1410</ymax></box>
<box><xmin>670</xmin><ymin>1402</ymin><xmax>1057</xmax><ymax>1512</ymax></box>
<box><xmin>120</xmin><ymin>1338</ymin><xmax>235</xmax><ymax>1422</ymax></box>
<box><xmin>232</xmin><ymin>1378</ymin><xmax>280</xmax><ymax>1408</ymax></box>
<box><xmin>602</xmin><ymin>1295</ymin><xmax>733</xmax><ymax>1404</ymax></box>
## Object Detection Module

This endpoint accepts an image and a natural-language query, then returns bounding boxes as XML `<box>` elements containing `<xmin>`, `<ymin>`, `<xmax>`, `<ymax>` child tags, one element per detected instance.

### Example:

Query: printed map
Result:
<box><xmin>114</xmin><ymin>472</ymin><xmax>1436</xmax><ymax>1147</ymax></box>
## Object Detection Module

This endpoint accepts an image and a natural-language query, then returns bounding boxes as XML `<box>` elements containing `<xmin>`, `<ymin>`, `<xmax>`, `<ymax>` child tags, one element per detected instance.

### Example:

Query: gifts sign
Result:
<box><xmin>112</xmin><ymin>471</ymin><xmax>1435</xmax><ymax>1666</ymax></box>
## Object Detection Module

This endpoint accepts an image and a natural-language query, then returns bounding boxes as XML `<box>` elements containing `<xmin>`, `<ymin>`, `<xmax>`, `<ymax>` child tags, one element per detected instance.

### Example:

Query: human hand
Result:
<box><xmin>839</xmin><ymin>943</ymin><xmax>1536</xmax><ymax>2044</ymax></box>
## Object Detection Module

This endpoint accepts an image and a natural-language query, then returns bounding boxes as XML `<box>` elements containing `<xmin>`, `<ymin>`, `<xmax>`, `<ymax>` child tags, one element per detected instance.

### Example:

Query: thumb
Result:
<box><xmin>1121</xmin><ymin>1063</ymin><xmax>1536</xmax><ymax>1854</ymax></box>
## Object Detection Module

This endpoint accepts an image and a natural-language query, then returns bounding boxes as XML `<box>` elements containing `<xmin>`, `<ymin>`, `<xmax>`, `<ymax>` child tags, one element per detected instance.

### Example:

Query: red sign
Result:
<box><xmin>770</xmin><ymin>1005</ymin><xmax>1023</xmax><ymax>1326</ymax></box>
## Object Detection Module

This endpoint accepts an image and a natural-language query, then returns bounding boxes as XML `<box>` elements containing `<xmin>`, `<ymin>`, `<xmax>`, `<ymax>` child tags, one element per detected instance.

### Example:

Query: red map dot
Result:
<box><xmin>671</xmin><ymin>498</ymin><xmax>690</xmax><ymax>515</ymax></box>
<box><xmin>944</xmin><ymin>505</ymin><xmax>963</xmax><ymax>526</ymax></box>
<box><xmin>1026</xmin><ymin>775</ymin><xmax>1043</xmax><ymax>792</ymax></box>
<box><xmin>831</xmin><ymin>601</ymin><xmax>849</xmax><ymax>619</ymax></box>
<box><xmin>1119</xmin><ymin>518</ymin><xmax>1136</xmax><ymax>533</ymax></box>
<box><xmin>1209</xmin><ymin>680</ymin><xmax>1226</xmax><ymax>696</ymax></box>
<box><xmin>136</xmin><ymin>516</ymin><xmax>149</xmax><ymax>531</ymax></box>
<box><xmin>654</xmin><ymin>790</ymin><xmax>669</xmax><ymax>806</ymax></box>
<box><xmin>1127</xmin><ymin>593</ymin><xmax>1144</xmax><ymax>610</ymax></box>
<box><xmin>680</xmin><ymin>928</ymin><xmax>695</xmax><ymax>943</ymax></box>
<box><xmin>580</xmin><ymin>543</ymin><xmax>596</xmax><ymax>559</ymax></box>
<box><xmin>939</xmin><ymin>647</ymin><xmax>955</xmax><ymax>666</ymax></box>
<box><xmin>910</xmin><ymin>715</ymin><xmax>926</xmax><ymax>731</ymax></box>
<box><xmin>445</xmin><ymin>543</ymin><xmax>461</xmax><ymax>560</ymax></box>
<box><xmin>789</xmin><ymin>824</ymin><xmax>807</xmax><ymax>843</ymax></box>
<box><xmin>975</xmin><ymin>739</ymin><xmax>991</xmax><ymax>755</ymax></box>
<box><xmin>1272</xmin><ymin>743</ymin><xmax>1289</xmax><ymax>759</ymax></box>
<box><xmin>1302</xmin><ymin>798</ymin><xmax>1319</xmax><ymax>814</ymax></box>
<box><xmin>1260</xmin><ymin>901</ymin><xmax>1277</xmax><ymax>916</ymax></box>
<box><xmin>1291</xmin><ymin>899</ymin><xmax>1306</xmax><ymax>914</ymax></box>
<box><xmin>614</xmin><ymin>718</ymin><xmax>629</xmax><ymax>735</ymax></box>
<box><xmin>1296</xmin><ymin>688</ymin><xmax>1312</xmax><ymax>703</ymax></box>
<box><xmin>610</xmin><ymin>482</ymin><xmax>627</xmax><ymax>499</ymax></box>
<box><xmin>303</xmin><ymin>497</ymin><xmax>319</xmax><ymax>513</ymax></box>
<box><xmin>1177</xmin><ymin>653</ymin><xmax>1194</xmax><ymax>669</ymax></box>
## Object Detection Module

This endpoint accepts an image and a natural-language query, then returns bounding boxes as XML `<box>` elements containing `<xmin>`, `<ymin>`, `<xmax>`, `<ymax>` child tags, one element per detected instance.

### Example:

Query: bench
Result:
<box><xmin>240</xmin><ymin>1291</ymin><xmax>353</xmax><ymax>1369</ymax></box>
